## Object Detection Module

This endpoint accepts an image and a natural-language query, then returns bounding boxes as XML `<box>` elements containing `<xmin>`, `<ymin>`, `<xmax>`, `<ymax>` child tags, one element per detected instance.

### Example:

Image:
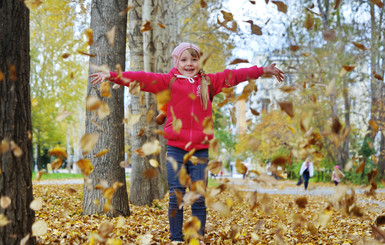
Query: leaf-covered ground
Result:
<box><xmin>33</xmin><ymin>177</ymin><xmax>385</xmax><ymax>244</ymax></box>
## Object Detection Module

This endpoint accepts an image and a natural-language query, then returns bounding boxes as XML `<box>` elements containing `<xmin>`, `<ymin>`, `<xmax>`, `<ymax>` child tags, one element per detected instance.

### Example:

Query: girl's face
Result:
<box><xmin>177</xmin><ymin>49</ymin><xmax>199</xmax><ymax>77</ymax></box>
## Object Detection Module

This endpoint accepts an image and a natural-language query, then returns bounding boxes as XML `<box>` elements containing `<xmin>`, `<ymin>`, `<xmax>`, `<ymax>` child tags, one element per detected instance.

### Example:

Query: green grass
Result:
<box><xmin>208</xmin><ymin>178</ymin><xmax>219</xmax><ymax>187</ymax></box>
<box><xmin>32</xmin><ymin>172</ymin><xmax>83</xmax><ymax>180</ymax></box>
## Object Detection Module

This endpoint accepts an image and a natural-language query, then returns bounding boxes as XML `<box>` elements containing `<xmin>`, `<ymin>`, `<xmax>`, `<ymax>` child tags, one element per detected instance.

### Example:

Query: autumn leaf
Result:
<box><xmin>235</xmin><ymin>159</ymin><xmax>247</xmax><ymax>174</ymax></box>
<box><xmin>342</xmin><ymin>64</ymin><xmax>356</xmax><ymax>72</ymax></box>
<box><xmin>271</xmin><ymin>156</ymin><xmax>287</xmax><ymax>166</ymax></box>
<box><xmin>8</xmin><ymin>65</ymin><xmax>17</xmax><ymax>81</ymax></box>
<box><xmin>272</xmin><ymin>1</ymin><xmax>287</xmax><ymax>13</ymax></box>
<box><xmin>86</xmin><ymin>96</ymin><xmax>102</xmax><ymax>111</ymax></box>
<box><xmin>0</xmin><ymin>214</ymin><xmax>10</xmax><ymax>227</ymax></box>
<box><xmin>202</xmin><ymin>116</ymin><xmax>214</xmax><ymax>135</ymax></box>
<box><xmin>51</xmin><ymin>159</ymin><xmax>63</xmax><ymax>170</ymax></box>
<box><xmin>77</xmin><ymin>50</ymin><xmax>97</xmax><ymax>57</ymax></box>
<box><xmin>76</xmin><ymin>159</ymin><xmax>94</xmax><ymax>177</ymax></box>
<box><xmin>158</xmin><ymin>22</ymin><xmax>166</xmax><ymax>29</ymax></box>
<box><xmin>30</xmin><ymin>197</ymin><xmax>43</xmax><ymax>211</ymax></box>
<box><xmin>278</xmin><ymin>101</ymin><xmax>294</xmax><ymax>117</ymax></box>
<box><xmin>352</xmin><ymin>41</ymin><xmax>368</xmax><ymax>50</ymax></box>
<box><xmin>80</xmin><ymin>133</ymin><xmax>99</xmax><ymax>154</ymax></box>
<box><xmin>295</xmin><ymin>197</ymin><xmax>308</xmax><ymax>208</ymax></box>
<box><xmin>207</xmin><ymin>160</ymin><xmax>223</xmax><ymax>175</ymax></box>
<box><xmin>61</xmin><ymin>53</ymin><xmax>70</xmax><ymax>59</ymax></box>
<box><xmin>142</xmin><ymin>168</ymin><xmax>158</xmax><ymax>179</ymax></box>
<box><xmin>244</xmin><ymin>20</ymin><xmax>262</xmax><ymax>35</ymax></box>
<box><xmin>96</xmin><ymin>149</ymin><xmax>109</xmax><ymax>157</ymax></box>
<box><xmin>179</xmin><ymin>166</ymin><xmax>191</xmax><ymax>187</ymax></box>
<box><xmin>98</xmin><ymin>221</ymin><xmax>114</xmax><ymax>239</ymax></box>
<box><xmin>0</xmin><ymin>70</ymin><xmax>4</xmax><ymax>81</ymax></box>
<box><xmin>106</xmin><ymin>26</ymin><xmax>117</xmax><ymax>47</ymax></box>
<box><xmin>32</xmin><ymin>220</ymin><xmax>48</xmax><ymax>236</ymax></box>
<box><xmin>10</xmin><ymin>141</ymin><xmax>23</xmax><ymax>157</ymax></box>
<box><xmin>183</xmin><ymin>216</ymin><xmax>201</xmax><ymax>239</ymax></box>
<box><xmin>84</xmin><ymin>28</ymin><xmax>94</xmax><ymax>46</ymax></box>
<box><xmin>149</xmin><ymin>159</ymin><xmax>159</xmax><ymax>168</ymax></box>
<box><xmin>300</xmin><ymin>111</ymin><xmax>313</xmax><ymax>133</ymax></box>
<box><xmin>140</xmin><ymin>20</ymin><xmax>152</xmax><ymax>33</ymax></box>
<box><xmin>334</xmin><ymin>0</ymin><xmax>341</xmax><ymax>9</ymax></box>
<box><xmin>250</xmin><ymin>108</ymin><xmax>260</xmax><ymax>116</ymax></box>
<box><xmin>331</xmin><ymin>116</ymin><xmax>342</xmax><ymax>134</ymax></box>
<box><xmin>49</xmin><ymin>146</ymin><xmax>67</xmax><ymax>159</ymax></box>
<box><xmin>279</xmin><ymin>86</ymin><xmax>296</xmax><ymax>92</ymax></box>
<box><xmin>355</xmin><ymin>158</ymin><xmax>365</xmax><ymax>174</ymax></box>
<box><xmin>220</xmin><ymin>10</ymin><xmax>234</xmax><ymax>22</ymax></box>
<box><xmin>119</xmin><ymin>5</ymin><xmax>133</xmax><ymax>15</ymax></box>
<box><xmin>289</xmin><ymin>45</ymin><xmax>300</xmax><ymax>52</ymax></box>
<box><xmin>25</xmin><ymin>0</ymin><xmax>43</xmax><ymax>10</ymax></box>
<box><xmin>323</xmin><ymin>29</ymin><xmax>336</xmax><ymax>41</ymax></box>
<box><xmin>0</xmin><ymin>196</ymin><xmax>11</xmax><ymax>209</ymax></box>
<box><xmin>372</xmin><ymin>225</ymin><xmax>385</xmax><ymax>242</ymax></box>
<box><xmin>200</xmin><ymin>0</ymin><xmax>207</xmax><ymax>8</ymax></box>
<box><xmin>55</xmin><ymin>111</ymin><xmax>72</xmax><ymax>122</ymax></box>
<box><xmin>374</xmin><ymin>71</ymin><xmax>384</xmax><ymax>80</ymax></box>
<box><xmin>229</xmin><ymin>58</ymin><xmax>249</xmax><ymax>65</ymax></box>
<box><xmin>369</xmin><ymin>119</ymin><xmax>379</xmax><ymax>135</ymax></box>
<box><xmin>304</xmin><ymin>13</ymin><xmax>314</xmax><ymax>30</ymax></box>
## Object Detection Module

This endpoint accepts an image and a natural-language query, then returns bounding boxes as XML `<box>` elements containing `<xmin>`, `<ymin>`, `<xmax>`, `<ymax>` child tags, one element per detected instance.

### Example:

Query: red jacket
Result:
<box><xmin>109</xmin><ymin>66</ymin><xmax>264</xmax><ymax>151</ymax></box>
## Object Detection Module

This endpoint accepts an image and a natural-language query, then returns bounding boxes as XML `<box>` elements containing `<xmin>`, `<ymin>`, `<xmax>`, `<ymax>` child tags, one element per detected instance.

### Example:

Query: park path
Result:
<box><xmin>33</xmin><ymin>175</ymin><xmax>385</xmax><ymax>208</ymax></box>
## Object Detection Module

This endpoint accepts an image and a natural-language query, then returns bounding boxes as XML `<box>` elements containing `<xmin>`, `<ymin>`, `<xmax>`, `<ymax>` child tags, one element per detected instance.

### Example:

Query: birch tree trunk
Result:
<box><xmin>83</xmin><ymin>0</ymin><xmax>130</xmax><ymax>217</ymax></box>
<box><xmin>0</xmin><ymin>1</ymin><xmax>35</xmax><ymax>244</ymax></box>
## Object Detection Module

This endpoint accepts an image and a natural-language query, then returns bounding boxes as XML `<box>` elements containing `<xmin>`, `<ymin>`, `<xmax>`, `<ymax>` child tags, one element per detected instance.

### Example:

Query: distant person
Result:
<box><xmin>331</xmin><ymin>165</ymin><xmax>345</xmax><ymax>186</ymax></box>
<box><xmin>299</xmin><ymin>158</ymin><xmax>314</xmax><ymax>190</ymax></box>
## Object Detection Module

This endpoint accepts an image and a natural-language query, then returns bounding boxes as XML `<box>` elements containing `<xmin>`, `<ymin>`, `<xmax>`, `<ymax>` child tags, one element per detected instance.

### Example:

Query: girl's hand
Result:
<box><xmin>263</xmin><ymin>63</ymin><xmax>284</xmax><ymax>82</ymax></box>
<box><xmin>89</xmin><ymin>72</ymin><xmax>111</xmax><ymax>85</ymax></box>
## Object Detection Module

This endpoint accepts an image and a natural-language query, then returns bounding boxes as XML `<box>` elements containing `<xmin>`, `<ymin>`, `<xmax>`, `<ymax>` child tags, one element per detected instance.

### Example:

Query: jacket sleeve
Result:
<box><xmin>109</xmin><ymin>71</ymin><xmax>170</xmax><ymax>93</ymax></box>
<box><xmin>207</xmin><ymin>66</ymin><xmax>264</xmax><ymax>96</ymax></box>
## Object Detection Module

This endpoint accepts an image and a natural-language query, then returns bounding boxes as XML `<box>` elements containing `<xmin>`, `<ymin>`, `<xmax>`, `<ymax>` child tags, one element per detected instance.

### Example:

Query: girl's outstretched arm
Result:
<box><xmin>263</xmin><ymin>63</ymin><xmax>284</xmax><ymax>82</ymax></box>
<box><xmin>89</xmin><ymin>71</ymin><xmax>111</xmax><ymax>85</ymax></box>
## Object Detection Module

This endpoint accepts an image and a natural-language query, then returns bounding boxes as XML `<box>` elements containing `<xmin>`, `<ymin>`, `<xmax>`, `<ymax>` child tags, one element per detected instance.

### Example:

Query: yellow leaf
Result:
<box><xmin>85</xmin><ymin>28</ymin><xmax>94</xmax><ymax>46</ymax></box>
<box><xmin>96</xmin><ymin>149</ymin><xmax>110</xmax><ymax>157</ymax></box>
<box><xmin>98</xmin><ymin>101</ymin><xmax>110</xmax><ymax>120</ymax></box>
<box><xmin>207</xmin><ymin>160</ymin><xmax>222</xmax><ymax>175</ymax></box>
<box><xmin>0</xmin><ymin>214</ymin><xmax>10</xmax><ymax>227</ymax></box>
<box><xmin>98</xmin><ymin>221</ymin><xmax>114</xmax><ymax>239</ymax></box>
<box><xmin>10</xmin><ymin>141</ymin><xmax>23</xmax><ymax>157</ymax></box>
<box><xmin>25</xmin><ymin>0</ymin><xmax>43</xmax><ymax>10</ymax></box>
<box><xmin>0</xmin><ymin>196</ymin><xmax>11</xmax><ymax>209</ymax></box>
<box><xmin>86</xmin><ymin>96</ymin><xmax>102</xmax><ymax>111</ymax></box>
<box><xmin>272</xmin><ymin>1</ymin><xmax>288</xmax><ymax>13</ymax></box>
<box><xmin>0</xmin><ymin>139</ymin><xmax>10</xmax><ymax>155</ymax></box>
<box><xmin>179</xmin><ymin>166</ymin><xmax>191</xmax><ymax>187</ymax></box>
<box><xmin>140</xmin><ymin>20</ymin><xmax>152</xmax><ymax>32</ymax></box>
<box><xmin>149</xmin><ymin>159</ymin><xmax>159</xmax><ymax>168</ymax></box>
<box><xmin>49</xmin><ymin>147</ymin><xmax>67</xmax><ymax>159</ymax></box>
<box><xmin>32</xmin><ymin>220</ymin><xmax>48</xmax><ymax>236</ymax></box>
<box><xmin>80</xmin><ymin>133</ymin><xmax>99</xmax><ymax>154</ymax></box>
<box><xmin>235</xmin><ymin>159</ymin><xmax>247</xmax><ymax>174</ymax></box>
<box><xmin>352</xmin><ymin>41</ymin><xmax>368</xmax><ymax>50</ymax></box>
<box><xmin>76</xmin><ymin>159</ymin><xmax>94</xmax><ymax>177</ymax></box>
<box><xmin>202</xmin><ymin>116</ymin><xmax>214</xmax><ymax>135</ymax></box>
<box><xmin>100</xmin><ymin>81</ymin><xmax>111</xmax><ymax>98</ymax></box>
<box><xmin>30</xmin><ymin>197</ymin><xmax>43</xmax><ymax>211</ymax></box>
<box><xmin>51</xmin><ymin>159</ymin><xmax>63</xmax><ymax>170</ymax></box>
<box><xmin>106</xmin><ymin>26</ymin><xmax>117</xmax><ymax>47</ymax></box>
<box><xmin>55</xmin><ymin>111</ymin><xmax>72</xmax><ymax>121</ymax></box>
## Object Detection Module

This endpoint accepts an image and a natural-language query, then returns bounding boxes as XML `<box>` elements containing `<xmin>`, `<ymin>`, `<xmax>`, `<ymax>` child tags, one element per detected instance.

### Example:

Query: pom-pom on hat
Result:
<box><xmin>172</xmin><ymin>43</ymin><xmax>201</xmax><ymax>68</ymax></box>
<box><xmin>336</xmin><ymin>165</ymin><xmax>339</xmax><ymax>169</ymax></box>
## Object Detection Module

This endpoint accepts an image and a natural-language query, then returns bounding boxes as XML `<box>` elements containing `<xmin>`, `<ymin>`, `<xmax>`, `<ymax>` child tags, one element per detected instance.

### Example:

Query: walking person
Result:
<box><xmin>331</xmin><ymin>165</ymin><xmax>345</xmax><ymax>186</ymax></box>
<box><xmin>90</xmin><ymin>42</ymin><xmax>284</xmax><ymax>243</ymax></box>
<box><xmin>299</xmin><ymin>157</ymin><xmax>314</xmax><ymax>190</ymax></box>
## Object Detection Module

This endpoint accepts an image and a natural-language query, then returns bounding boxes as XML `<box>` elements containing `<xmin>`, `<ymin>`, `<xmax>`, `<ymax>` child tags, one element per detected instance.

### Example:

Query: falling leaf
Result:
<box><xmin>61</xmin><ymin>53</ymin><xmax>70</xmax><ymax>59</ymax></box>
<box><xmin>98</xmin><ymin>221</ymin><xmax>114</xmax><ymax>239</ymax></box>
<box><xmin>149</xmin><ymin>159</ymin><xmax>159</xmax><ymax>168</ymax></box>
<box><xmin>0</xmin><ymin>214</ymin><xmax>10</xmax><ymax>227</ymax></box>
<box><xmin>96</xmin><ymin>149</ymin><xmax>110</xmax><ymax>157</ymax></box>
<box><xmin>106</xmin><ymin>26</ymin><xmax>117</xmax><ymax>47</ymax></box>
<box><xmin>355</xmin><ymin>158</ymin><xmax>365</xmax><ymax>174</ymax></box>
<box><xmin>8</xmin><ymin>65</ymin><xmax>17</xmax><ymax>81</ymax></box>
<box><xmin>76</xmin><ymin>159</ymin><xmax>94</xmax><ymax>177</ymax></box>
<box><xmin>250</xmin><ymin>108</ymin><xmax>260</xmax><ymax>116</ymax></box>
<box><xmin>278</xmin><ymin>101</ymin><xmax>294</xmax><ymax>117</ymax></box>
<box><xmin>119</xmin><ymin>161</ymin><xmax>130</xmax><ymax>168</ymax></box>
<box><xmin>271</xmin><ymin>156</ymin><xmax>287</xmax><ymax>166</ymax></box>
<box><xmin>280</xmin><ymin>86</ymin><xmax>296</xmax><ymax>92</ymax></box>
<box><xmin>374</xmin><ymin>71</ymin><xmax>384</xmax><ymax>80</ymax></box>
<box><xmin>80</xmin><ymin>133</ymin><xmax>99</xmax><ymax>154</ymax></box>
<box><xmin>342</xmin><ymin>64</ymin><xmax>356</xmax><ymax>72</ymax></box>
<box><xmin>235</xmin><ymin>159</ymin><xmax>247</xmax><ymax>174</ymax></box>
<box><xmin>86</xmin><ymin>96</ymin><xmax>102</xmax><ymax>111</ymax></box>
<box><xmin>51</xmin><ymin>159</ymin><xmax>63</xmax><ymax>170</ymax></box>
<box><xmin>220</xmin><ymin>10</ymin><xmax>234</xmax><ymax>21</ymax></box>
<box><xmin>229</xmin><ymin>58</ymin><xmax>249</xmax><ymax>65</ymax></box>
<box><xmin>141</xmin><ymin>20</ymin><xmax>152</xmax><ymax>33</ymax></box>
<box><xmin>295</xmin><ymin>197</ymin><xmax>308</xmax><ymax>208</ymax></box>
<box><xmin>179</xmin><ymin>166</ymin><xmax>191</xmax><ymax>187</ymax></box>
<box><xmin>119</xmin><ymin>5</ymin><xmax>133</xmax><ymax>15</ymax></box>
<box><xmin>0</xmin><ymin>196</ymin><xmax>11</xmax><ymax>209</ymax></box>
<box><xmin>369</xmin><ymin>119</ymin><xmax>379</xmax><ymax>135</ymax></box>
<box><xmin>143</xmin><ymin>168</ymin><xmax>158</xmax><ymax>179</ymax></box>
<box><xmin>207</xmin><ymin>160</ymin><xmax>223</xmax><ymax>175</ymax></box>
<box><xmin>77</xmin><ymin>50</ymin><xmax>97</xmax><ymax>57</ymax></box>
<box><xmin>202</xmin><ymin>117</ymin><xmax>213</xmax><ymax>135</ymax></box>
<box><xmin>84</xmin><ymin>28</ymin><xmax>93</xmax><ymax>46</ymax></box>
<box><xmin>142</xmin><ymin>140</ymin><xmax>161</xmax><ymax>156</ymax></box>
<box><xmin>0</xmin><ymin>70</ymin><xmax>4</xmax><ymax>81</ymax></box>
<box><xmin>98</xmin><ymin>101</ymin><xmax>110</xmax><ymax>120</ymax></box>
<box><xmin>100</xmin><ymin>81</ymin><xmax>111</xmax><ymax>98</ymax></box>
<box><xmin>244</xmin><ymin>20</ymin><xmax>262</xmax><ymax>35</ymax></box>
<box><xmin>32</xmin><ymin>220</ymin><xmax>48</xmax><ymax>236</ymax></box>
<box><xmin>157</xmin><ymin>22</ymin><xmax>166</xmax><ymax>29</ymax></box>
<box><xmin>331</xmin><ymin>116</ymin><xmax>342</xmax><ymax>134</ymax></box>
<box><xmin>25</xmin><ymin>0</ymin><xmax>43</xmax><ymax>10</ymax></box>
<box><xmin>299</xmin><ymin>111</ymin><xmax>313</xmax><ymax>133</ymax></box>
<box><xmin>49</xmin><ymin>147</ymin><xmax>67</xmax><ymax>159</ymax></box>
<box><xmin>10</xmin><ymin>141</ymin><xmax>23</xmax><ymax>157</ymax></box>
<box><xmin>184</xmin><ymin>216</ymin><xmax>201</xmax><ymax>239</ymax></box>
<box><xmin>334</xmin><ymin>0</ymin><xmax>341</xmax><ymax>9</ymax></box>
<box><xmin>370</xmin><ymin>0</ymin><xmax>384</xmax><ymax>8</ymax></box>
<box><xmin>55</xmin><ymin>111</ymin><xmax>72</xmax><ymax>122</ymax></box>
<box><xmin>30</xmin><ymin>197</ymin><xmax>43</xmax><ymax>211</ymax></box>
<box><xmin>304</xmin><ymin>13</ymin><xmax>314</xmax><ymax>29</ymax></box>
<box><xmin>200</xmin><ymin>0</ymin><xmax>207</xmax><ymax>8</ymax></box>
<box><xmin>323</xmin><ymin>29</ymin><xmax>336</xmax><ymax>41</ymax></box>
<box><xmin>289</xmin><ymin>45</ymin><xmax>300</xmax><ymax>52</ymax></box>
<box><xmin>272</xmin><ymin>1</ymin><xmax>287</xmax><ymax>13</ymax></box>
<box><xmin>352</xmin><ymin>42</ymin><xmax>368</xmax><ymax>50</ymax></box>
<box><xmin>0</xmin><ymin>139</ymin><xmax>10</xmax><ymax>155</ymax></box>
<box><xmin>20</xmin><ymin>234</ymin><xmax>30</xmax><ymax>245</ymax></box>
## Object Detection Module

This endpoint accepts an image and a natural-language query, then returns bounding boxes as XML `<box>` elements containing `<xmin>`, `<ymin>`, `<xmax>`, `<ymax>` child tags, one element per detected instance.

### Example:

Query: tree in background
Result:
<box><xmin>82</xmin><ymin>0</ymin><xmax>130</xmax><ymax>217</ymax></box>
<box><xmin>0</xmin><ymin>1</ymin><xmax>35</xmax><ymax>244</ymax></box>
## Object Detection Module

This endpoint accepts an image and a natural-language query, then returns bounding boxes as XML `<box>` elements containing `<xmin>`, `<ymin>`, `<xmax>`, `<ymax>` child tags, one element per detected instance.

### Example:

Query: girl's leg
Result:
<box><xmin>186</xmin><ymin>149</ymin><xmax>208</xmax><ymax>238</ymax></box>
<box><xmin>303</xmin><ymin>174</ymin><xmax>309</xmax><ymax>190</ymax></box>
<box><xmin>334</xmin><ymin>181</ymin><xmax>338</xmax><ymax>186</ymax></box>
<box><xmin>167</xmin><ymin>146</ymin><xmax>185</xmax><ymax>241</ymax></box>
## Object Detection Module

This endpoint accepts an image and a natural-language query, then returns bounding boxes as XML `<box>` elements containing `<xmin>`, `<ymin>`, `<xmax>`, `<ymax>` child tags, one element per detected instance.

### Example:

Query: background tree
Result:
<box><xmin>0</xmin><ymin>1</ymin><xmax>35</xmax><ymax>244</ymax></box>
<box><xmin>82</xmin><ymin>0</ymin><xmax>130</xmax><ymax>217</ymax></box>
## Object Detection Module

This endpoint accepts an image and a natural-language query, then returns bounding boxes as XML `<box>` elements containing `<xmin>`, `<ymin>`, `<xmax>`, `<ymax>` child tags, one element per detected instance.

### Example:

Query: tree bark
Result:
<box><xmin>0</xmin><ymin>1</ymin><xmax>35</xmax><ymax>244</ymax></box>
<box><xmin>83</xmin><ymin>0</ymin><xmax>130</xmax><ymax>217</ymax></box>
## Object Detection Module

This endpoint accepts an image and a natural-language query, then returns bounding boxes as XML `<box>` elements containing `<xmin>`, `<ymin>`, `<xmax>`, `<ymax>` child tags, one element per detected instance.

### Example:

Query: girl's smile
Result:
<box><xmin>177</xmin><ymin>50</ymin><xmax>199</xmax><ymax>77</ymax></box>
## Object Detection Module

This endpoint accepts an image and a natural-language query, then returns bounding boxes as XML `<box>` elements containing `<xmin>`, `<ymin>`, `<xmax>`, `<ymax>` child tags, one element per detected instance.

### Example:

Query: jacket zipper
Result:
<box><xmin>189</xmin><ymin>81</ymin><xmax>194</xmax><ymax>144</ymax></box>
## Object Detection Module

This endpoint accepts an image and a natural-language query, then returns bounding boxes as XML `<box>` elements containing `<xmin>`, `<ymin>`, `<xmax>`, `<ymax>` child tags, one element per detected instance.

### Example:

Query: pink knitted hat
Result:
<box><xmin>172</xmin><ymin>43</ymin><xmax>201</xmax><ymax>68</ymax></box>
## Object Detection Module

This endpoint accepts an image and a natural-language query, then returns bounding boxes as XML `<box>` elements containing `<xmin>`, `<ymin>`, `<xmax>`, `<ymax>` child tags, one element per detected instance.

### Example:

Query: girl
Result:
<box><xmin>299</xmin><ymin>157</ymin><xmax>314</xmax><ymax>190</ymax></box>
<box><xmin>331</xmin><ymin>165</ymin><xmax>344</xmax><ymax>186</ymax></box>
<box><xmin>90</xmin><ymin>43</ymin><xmax>284</xmax><ymax>243</ymax></box>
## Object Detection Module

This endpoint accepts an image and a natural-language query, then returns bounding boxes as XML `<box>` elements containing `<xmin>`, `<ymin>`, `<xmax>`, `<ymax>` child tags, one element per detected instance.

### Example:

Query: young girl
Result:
<box><xmin>331</xmin><ymin>165</ymin><xmax>344</xmax><ymax>186</ymax></box>
<box><xmin>90</xmin><ymin>43</ymin><xmax>284</xmax><ymax>243</ymax></box>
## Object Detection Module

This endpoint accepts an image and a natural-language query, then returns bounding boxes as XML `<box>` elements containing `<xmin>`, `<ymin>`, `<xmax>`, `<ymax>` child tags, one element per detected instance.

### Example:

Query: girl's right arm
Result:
<box><xmin>89</xmin><ymin>70</ymin><xmax>169</xmax><ymax>93</ymax></box>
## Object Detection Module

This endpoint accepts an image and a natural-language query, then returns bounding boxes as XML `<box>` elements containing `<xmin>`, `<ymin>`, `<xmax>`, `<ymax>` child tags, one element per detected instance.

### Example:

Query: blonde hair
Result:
<box><xmin>186</xmin><ymin>48</ymin><xmax>210</xmax><ymax>110</ymax></box>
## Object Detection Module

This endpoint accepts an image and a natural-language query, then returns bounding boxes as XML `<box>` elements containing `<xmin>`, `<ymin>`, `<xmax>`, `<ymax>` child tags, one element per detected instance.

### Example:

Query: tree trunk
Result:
<box><xmin>0</xmin><ymin>1</ymin><xmax>35</xmax><ymax>244</ymax></box>
<box><xmin>83</xmin><ymin>0</ymin><xmax>130</xmax><ymax>217</ymax></box>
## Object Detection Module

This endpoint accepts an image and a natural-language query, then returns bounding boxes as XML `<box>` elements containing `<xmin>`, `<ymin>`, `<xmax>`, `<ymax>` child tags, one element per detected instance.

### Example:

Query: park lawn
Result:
<box><xmin>32</xmin><ymin>172</ymin><xmax>83</xmax><ymax>180</ymax></box>
<box><xmin>31</xmin><ymin>180</ymin><xmax>384</xmax><ymax>244</ymax></box>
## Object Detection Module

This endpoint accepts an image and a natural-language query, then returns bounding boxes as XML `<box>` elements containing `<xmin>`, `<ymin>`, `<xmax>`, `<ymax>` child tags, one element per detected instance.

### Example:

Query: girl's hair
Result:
<box><xmin>185</xmin><ymin>48</ymin><xmax>210</xmax><ymax>110</ymax></box>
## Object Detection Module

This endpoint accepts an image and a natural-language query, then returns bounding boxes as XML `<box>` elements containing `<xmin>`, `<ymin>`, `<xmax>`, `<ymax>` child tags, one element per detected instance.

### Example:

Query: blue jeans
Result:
<box><xmin>303</xmin><ymin>170</ymin><xmax>310</xmax><ymax>190</ymax></box>
<box><xmin>166</xmin><ymin>145</ymin><xmax>208</xmax><ymax>241</ymax></box>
